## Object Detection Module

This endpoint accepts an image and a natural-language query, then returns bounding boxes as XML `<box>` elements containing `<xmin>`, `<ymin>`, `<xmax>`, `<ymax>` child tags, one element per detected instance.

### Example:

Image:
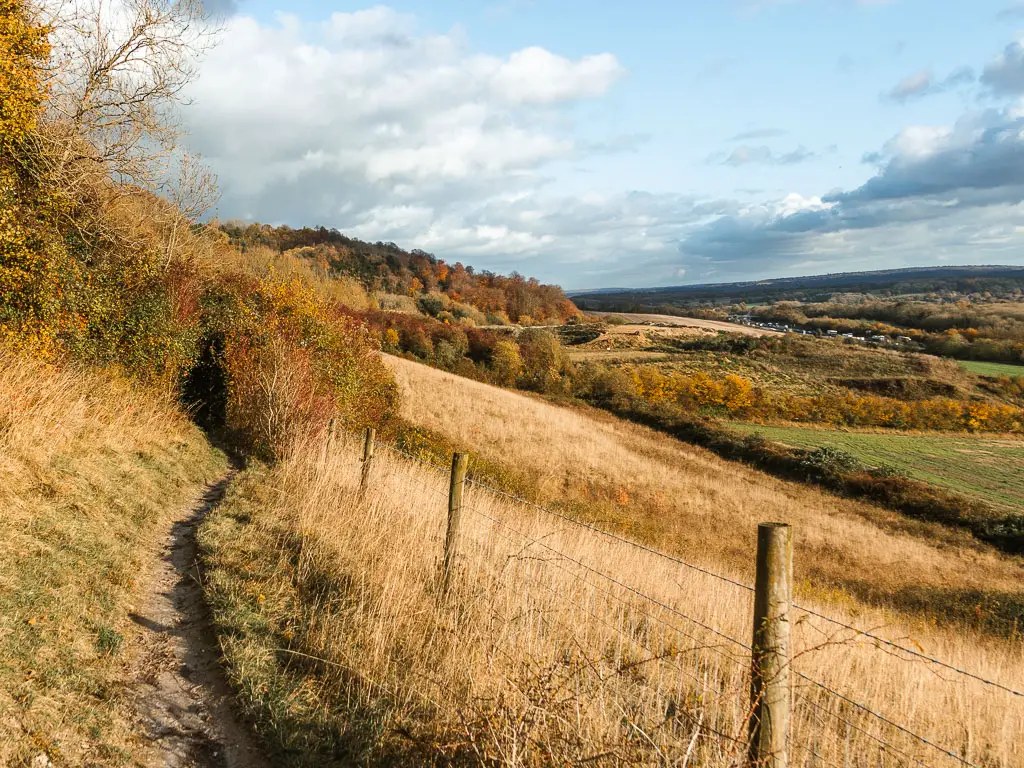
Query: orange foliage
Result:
<box><xmin>628</xmin><ymin>367</ymin><xmax>1023</xmax><ymax>433</ymax></box>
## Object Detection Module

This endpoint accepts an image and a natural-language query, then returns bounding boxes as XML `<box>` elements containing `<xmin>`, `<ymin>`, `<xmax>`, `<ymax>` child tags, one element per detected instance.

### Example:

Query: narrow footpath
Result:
<box><xmin>128</xmin><ymin>472</ymin><xmax>271</xmax><ymax>768</ymax></box>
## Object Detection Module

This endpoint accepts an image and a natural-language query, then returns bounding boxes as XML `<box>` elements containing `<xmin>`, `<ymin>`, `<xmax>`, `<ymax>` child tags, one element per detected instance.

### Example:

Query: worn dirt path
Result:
<box><xmin>128</xmin><ymin>472</ymin><xmax>272</xmax><ymax>768</ymax></box>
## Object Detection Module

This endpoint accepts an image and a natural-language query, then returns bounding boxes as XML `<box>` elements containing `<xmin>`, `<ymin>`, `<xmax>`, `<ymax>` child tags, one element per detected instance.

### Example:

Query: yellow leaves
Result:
<box><xmin>0</xmin><ymin>0</ymin><xmax>50</xmax><ymax>144</ymax></box>
<box><xmin>628</xmin><ymin>364</ymin><xmax>1023</xmax><ymax>434</ymax></box>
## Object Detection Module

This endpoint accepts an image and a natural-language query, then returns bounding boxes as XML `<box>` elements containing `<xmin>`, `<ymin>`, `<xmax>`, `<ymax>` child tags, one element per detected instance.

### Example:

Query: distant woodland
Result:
<box><xmin>221</xmin><ymin>222</ymin><xmax>580</xmax><ymax>326</ymax></box>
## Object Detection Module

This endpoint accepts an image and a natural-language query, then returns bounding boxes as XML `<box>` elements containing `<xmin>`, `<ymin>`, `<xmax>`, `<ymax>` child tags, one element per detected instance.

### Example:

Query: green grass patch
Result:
<box><xmin>728</xmin><ymin>422</ymin><xmax>1024</xmax><ymax>514</ymax></box>
<box><xmin>957</xmin><ymin>359</ymin><xmax>1024</xmax><ymax>378</ymax></box>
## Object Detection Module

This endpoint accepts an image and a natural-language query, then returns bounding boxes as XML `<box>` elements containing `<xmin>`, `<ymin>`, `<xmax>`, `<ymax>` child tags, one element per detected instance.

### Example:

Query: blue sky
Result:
<box><xmin>186</xmin><ymin>0</ymin><xmax>1024</xmax><ymax>288</ymax></box>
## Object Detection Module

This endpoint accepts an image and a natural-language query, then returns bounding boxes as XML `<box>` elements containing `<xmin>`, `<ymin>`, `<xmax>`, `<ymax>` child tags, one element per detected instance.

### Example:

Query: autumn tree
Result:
<box><xmin>490</xmin><ymin>339</ymin><xmax>522</xmax><ymax>386</ymax></box>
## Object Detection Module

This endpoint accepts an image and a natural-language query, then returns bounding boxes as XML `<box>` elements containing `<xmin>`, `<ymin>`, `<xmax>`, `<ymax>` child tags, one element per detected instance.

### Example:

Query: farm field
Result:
<box><xmin>958</xmin><ymin>359</ymin><xmax>1024</xmax><ymax>377</ymax></box>
<box><xmin>599</xmin><ymin>311</ymin><xmax>780</xmax><ymax>337</ymax></box>
<box><xmin>727</xmin><ymin>422</ymin><xmax>1024</xmax><ymax>514</ymax></box>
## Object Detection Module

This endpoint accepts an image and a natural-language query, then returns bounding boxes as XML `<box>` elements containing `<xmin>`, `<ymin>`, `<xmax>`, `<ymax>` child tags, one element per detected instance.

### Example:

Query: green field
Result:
<box><xmin>957</xmin><ymin>359</ymin><xmax>1024</xmax><ymax>377</ymax></box>
<box><xmin>728</xmin><ymin>422</ymin><xmax>1024</xmax><ymax>513</ymax></box>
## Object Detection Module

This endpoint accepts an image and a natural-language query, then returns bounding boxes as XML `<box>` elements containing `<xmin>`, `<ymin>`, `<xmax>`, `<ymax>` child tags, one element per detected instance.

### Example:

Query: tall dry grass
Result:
<box><xmin>0</xmin><ymin>350</ymin><xmax>226</xmax><ymax>765</ymax></box>
<box><xmin>204</xmin><ymin>431</ymin><xmax>1023</xmax><ymax>766</ymax></box>
<box><xmin>385</xmin><ymin>355</ymin><xmax>1024</xmax><ymax>634</ymax></box>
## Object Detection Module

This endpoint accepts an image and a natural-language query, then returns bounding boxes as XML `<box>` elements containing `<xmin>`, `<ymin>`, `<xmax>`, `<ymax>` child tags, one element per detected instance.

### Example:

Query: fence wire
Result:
<box><xmin>372</xmin><ymin>440</ymin><xmax>1023</xmax><ymax>697</ymax></box>
<box><xmin>334</xmin><ymin>433</ymin><xmax>1018</xmax><ymax>766</ymax></box>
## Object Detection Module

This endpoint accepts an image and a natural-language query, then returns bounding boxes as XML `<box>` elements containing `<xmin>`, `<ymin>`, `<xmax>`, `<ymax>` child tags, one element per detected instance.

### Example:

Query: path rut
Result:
<box><xmin>128</xmin><ymin>472</ymin><xmax>271</xmax><ymax>768</ymax></box>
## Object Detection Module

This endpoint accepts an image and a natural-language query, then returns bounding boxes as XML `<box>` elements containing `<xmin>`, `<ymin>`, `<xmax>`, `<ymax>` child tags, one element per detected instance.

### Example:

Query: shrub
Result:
<box><xmin>417</xmin><ymin>292</ymin><xmax>447</xmax><ymax>317</ymax></box>
<box><xmin>518</xmin><ymin>328</ymin><xmax>571</xmax><ymax>393</ymax></box>
<box><xmin>589</xmin><ymin>367</ymin><xmax>638</xmax><ymax>410</ymax></box>
<box><xmin>400</xmin><ymin>326</ymin><xmax>433</xmax><ymax>358</ymax></box>
<box><xmin>434</xmin><ymin>339</ymin><xmax>462</xmax><ymax>370</ymax></box>
<box><xmin>798</xmin><ymin>446</ymin><xmax>862</xmax><ymax>477</ymax></box>
<box><xmin>217</xmin><ymin>277</ymin><xmax>399</xmax><ymax>458</ymax></box>
<box><xmin>743</xmin><ymin>431</ymin><xmax>770</xmax><ymax>451</ymax></box>
<box><xmin>490</xmin><ymin>339</ymin><xmax>522</xmax><ymax>386</ymax></box>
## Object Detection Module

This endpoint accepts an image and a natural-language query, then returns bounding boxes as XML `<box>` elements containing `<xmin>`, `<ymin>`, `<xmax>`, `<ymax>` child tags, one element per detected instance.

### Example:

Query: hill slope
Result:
<box><xmin>384</xmin><ymin>355</ymin><xmax>1024</xmax><ymax>631</ymax></box>
<box><xmin>0</xmin><ymin>352</ymin><xmax>227</xmax><ymax>765</ymax></box>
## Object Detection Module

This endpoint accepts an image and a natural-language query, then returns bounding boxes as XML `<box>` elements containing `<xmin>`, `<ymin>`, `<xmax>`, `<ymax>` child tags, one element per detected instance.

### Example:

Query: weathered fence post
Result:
<box><xmin>749</xmin><ymin>522</ymin><xmax>793</xmax><ymax>768</ymax></box>
<box><xmin>441</xmin><ymin>452</ymin><xmax>469</xmax><ymax>598</ymax></box>
<box><xmin>358</xmin><ymin>427</ymin><xmax>376</xmax><ymax>496</ymax></box>
<box><xmin>321</xmin><ymin>417</ymin><xmax>337</xmax><ymax>466</ymax></box>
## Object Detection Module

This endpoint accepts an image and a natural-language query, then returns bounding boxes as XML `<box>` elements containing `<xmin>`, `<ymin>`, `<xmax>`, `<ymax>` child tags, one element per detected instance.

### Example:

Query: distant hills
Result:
<box><xmin>570</xmin><ymin>265</ymin><xmax>1024</xmax><ymax>309</ymax></box>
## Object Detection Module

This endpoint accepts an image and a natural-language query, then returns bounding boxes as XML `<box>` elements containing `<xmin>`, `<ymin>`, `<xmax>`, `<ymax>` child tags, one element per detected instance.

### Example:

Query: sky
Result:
<box><xmin>184</xmin><ymin>0</ymin><xmax>1024</xmax><ymax>289</ymax></box>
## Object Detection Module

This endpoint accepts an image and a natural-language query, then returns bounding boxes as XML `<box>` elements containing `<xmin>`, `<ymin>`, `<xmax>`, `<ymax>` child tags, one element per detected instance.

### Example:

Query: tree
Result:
<box><xmin>27</xmin><ymin>0</ymin><xmax>220</xmax><ymax>238</ymax></box>
<box><xmin>517</xmin><ymin>328</ymin><xmax>568</xmax><ymax>393</ymax></box>
<box><xmin>43</xmin><ymin>0</ymin><xmax>216</xmax><ymax>181</ymax></box>
<box><xmin>490</xmin><ymin>339</ymin><xmax>521</xmax><ymax>386</ymax></box>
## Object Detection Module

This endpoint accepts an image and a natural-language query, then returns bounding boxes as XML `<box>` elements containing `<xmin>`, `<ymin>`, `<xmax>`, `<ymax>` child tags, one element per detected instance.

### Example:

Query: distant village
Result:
<box><xmin>726</xmin><ymin>314</ymin><xmax>917</xmax><ymax>348</ymax></box>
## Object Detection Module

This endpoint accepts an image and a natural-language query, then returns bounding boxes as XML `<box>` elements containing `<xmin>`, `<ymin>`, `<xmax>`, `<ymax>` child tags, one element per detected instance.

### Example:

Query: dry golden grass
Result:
<box><xmin>385</xmin><ymin>356</ymin><xmax>1024</xmax><ymax>634</ymax></box>
<box><xmin>0</xmin><ymin>350</ymin><xmax>226</xmax><ymax>765</ymax></box>
<box><xmin>202</xmin><ymin>430</ymin><xmax>1023</xmax><ymax>766</ymax></box>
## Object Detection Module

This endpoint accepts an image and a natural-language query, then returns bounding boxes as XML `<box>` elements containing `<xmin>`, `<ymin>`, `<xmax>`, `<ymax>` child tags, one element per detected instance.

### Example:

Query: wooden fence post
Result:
<box><xmin>359</xmin><ymin>427</ymin><xmax>376</xmax><ymax>496</ymax></box>
<box><xmin>441</xmin><ymin>452</ymin><xmax>469</xmax><ymax>598</ymax></box>
<box><xmin>321</xmin><ymin>417</ymin><xmax>337</xmax><ymax>466</ymax></box>
<box><xmin>749</xmin><ymin>522</ymin><xmax>793</xmax><ymax>768</ymax></box>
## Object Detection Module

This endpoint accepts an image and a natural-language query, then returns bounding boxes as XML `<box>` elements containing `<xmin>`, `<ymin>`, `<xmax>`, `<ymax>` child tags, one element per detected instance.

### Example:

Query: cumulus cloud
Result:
<box><xmin>184</xmin><ymin>9</ymin><xmax>625</xmax><ymax>242</ymax></box>
<box><xmin>678</xmin><ymin>107</ymin><xmax>1024</xmax><ymax>278</ymax></box>
<box><xmin>883</xmin><ymin>66</ymin><xmax>974</xmax><ymax>103</ymax></box>
<box><xmin>182</xmin><ymin>8</ymin><xmax>732</xmax><ymax>287</ymax></box>
<box><xmin>182</xmin><ymin>8</ymin><xmax>1024</xmax><ymax>288</ymax></box>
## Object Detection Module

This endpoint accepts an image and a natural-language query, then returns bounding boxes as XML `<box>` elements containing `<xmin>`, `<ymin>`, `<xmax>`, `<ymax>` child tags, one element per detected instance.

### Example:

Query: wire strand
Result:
<box><xmin>793</xmin><ymin>672</ymin><xmax>980</xmax><ymax>768</ymax></box>
<box><xmin>463</xmin><ymin>500</ymin><xmax>753</xmax><ymax>654</ymax></box>
<box><xmin>464</xmin><ymin>477</ymin><xmax>758</xmax><ymax>595</ymax></box>
<box><xmin>792</xmin><ymin>602</ymin><xmax>1023</xmax><ymax>698</ymax></box>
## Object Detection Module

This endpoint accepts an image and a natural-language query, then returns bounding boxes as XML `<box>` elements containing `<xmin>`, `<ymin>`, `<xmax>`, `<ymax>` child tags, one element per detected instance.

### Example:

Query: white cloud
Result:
<box><xmin>324</xmin><ymin>6</ymin><xmax>417</xmax><ymax>42</ymax></box>
<box><xmin>182</xmin><ymin>6</ymin><xmax>1024</xmax><ymax>289</ymax></box>
<box><xmin>982</xmin><ymin>38</ymin><xmax>1024</xmax><ymax>95</ymax></box>
<box><xmin>490</xmin><ymin>47</ymin><xmax>624</xmax><ymax>104</ymax></box>
<box><xmin>184</xmin><ymin>6</ymin><xmax>627</xmax><ymax>273</ymax></box>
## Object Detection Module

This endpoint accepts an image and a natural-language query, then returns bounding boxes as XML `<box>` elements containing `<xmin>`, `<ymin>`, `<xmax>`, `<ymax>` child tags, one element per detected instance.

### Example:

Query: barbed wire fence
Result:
<box><xmin>314</xmin><ymin>423</ymin><xmax>1021</xmax><ymax>768</ymax></box>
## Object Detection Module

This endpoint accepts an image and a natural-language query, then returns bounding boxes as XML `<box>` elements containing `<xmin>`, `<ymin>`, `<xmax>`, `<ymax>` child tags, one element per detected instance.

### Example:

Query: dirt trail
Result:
<box><xmin>128</xmin><ymin>472</ymin><xmax>271</xmax><ymax>768</ymax></box>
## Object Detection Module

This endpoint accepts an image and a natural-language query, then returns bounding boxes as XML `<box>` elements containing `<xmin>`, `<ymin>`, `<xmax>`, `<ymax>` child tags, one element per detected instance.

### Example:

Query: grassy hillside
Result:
<box><xmin>727</xmin><ymin>422</ymin><xmax>1024</xmax><ymax>514</ymax></box>
<box><xmin>0</xmin><ymin>351</ymin><xmax>227</xmax><ymax>766</ymax></box>
<box><xmin>199</xmin><ymin>359</ymin><xmax>1024</xmax><ymax>767</ymax></box>
<box><xmin>384</xmin><ymin>356</ymin><xmax>1024</xmax><ymax>631</ymax></box>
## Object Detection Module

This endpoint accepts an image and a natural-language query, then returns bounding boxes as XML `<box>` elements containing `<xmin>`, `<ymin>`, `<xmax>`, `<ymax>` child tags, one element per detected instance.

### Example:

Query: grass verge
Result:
<box><xmin>0</xmin><ymin>352</ymin><xmax>227</xmax><ymax>766</ymax></box>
